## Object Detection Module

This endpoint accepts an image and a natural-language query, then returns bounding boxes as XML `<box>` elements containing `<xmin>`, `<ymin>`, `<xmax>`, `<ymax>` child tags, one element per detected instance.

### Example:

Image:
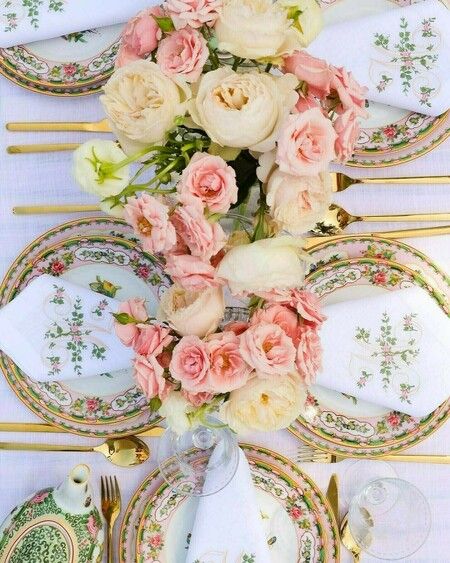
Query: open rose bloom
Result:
<box><xmin>74</xmin><ymin>0</ymin><xmax>368</xmax><ymax>435</ymax></box>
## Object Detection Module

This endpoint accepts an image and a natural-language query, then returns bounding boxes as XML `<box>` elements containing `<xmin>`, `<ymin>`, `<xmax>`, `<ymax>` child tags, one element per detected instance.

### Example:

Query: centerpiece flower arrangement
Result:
<box><xmin>72</xmin><ymin>0</ymin><xmax>367</xmax><ymax>434</ymax></box>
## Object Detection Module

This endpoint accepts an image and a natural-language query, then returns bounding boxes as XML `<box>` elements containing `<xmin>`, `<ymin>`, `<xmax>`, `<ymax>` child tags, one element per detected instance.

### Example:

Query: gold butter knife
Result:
<box><xmin>326</xmin><ymin>473</ymin><xmax>340</xmax><ymax>531</ymax></box>
<box><xmin>0</xmin><ymin>422</ymin><xmax>165</xmax><ymax>437</ymax></box>
<box><xmin>6</xmin><ymin>118</ymin><xmax>111</xmax><ymax>133</ymax></box>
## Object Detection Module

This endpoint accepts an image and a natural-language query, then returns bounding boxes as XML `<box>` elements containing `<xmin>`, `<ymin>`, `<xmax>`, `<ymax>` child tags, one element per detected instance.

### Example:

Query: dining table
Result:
<box><xmin>0</xmin><ymin>75</ymin><xmax>449</xmax><ymax>563</ymax></box>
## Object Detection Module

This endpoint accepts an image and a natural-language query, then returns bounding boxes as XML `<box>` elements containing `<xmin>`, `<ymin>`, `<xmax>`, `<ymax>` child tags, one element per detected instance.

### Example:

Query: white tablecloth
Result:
<box><xmin>0</xmin><ymin>78</ymin><xmax>449</xmax><ymax>563</ymax></box>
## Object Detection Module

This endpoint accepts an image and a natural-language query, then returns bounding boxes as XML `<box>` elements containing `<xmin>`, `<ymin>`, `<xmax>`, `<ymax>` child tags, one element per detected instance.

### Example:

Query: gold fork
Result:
<box><xmin>296</xmin><ymin>443</ymin><xmax>450</xmax><ymax>464</ymax></box>
<box><xmin>101</xmin><ymin>475</ymin><xmax>121</xmax><ymax>563</ymax></box>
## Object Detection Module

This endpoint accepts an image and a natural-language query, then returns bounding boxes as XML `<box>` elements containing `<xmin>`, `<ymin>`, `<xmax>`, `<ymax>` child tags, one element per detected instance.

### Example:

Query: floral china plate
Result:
<box><xmin>0</xmin><ymin>24</ymin><xmax>122</xmax><ymax>96</ymax></box>
<box><xmin>120</xmin><ymin>444</ymin><xmax>339</xmax><ymax>563</ymax></box>
<box><xmin>290</xmin><ymin>257</ymin><xmax>449</xmax><ymax>457</ymax></box>
<box><xmin>319</xmin><ymin>0</ymin><xmax>450</xmax><ymax>167</ymax></box>
<box><xmin>0</xmin><ymin>229</ymin><xmax>171</xmax><ymax>437</ymax></box>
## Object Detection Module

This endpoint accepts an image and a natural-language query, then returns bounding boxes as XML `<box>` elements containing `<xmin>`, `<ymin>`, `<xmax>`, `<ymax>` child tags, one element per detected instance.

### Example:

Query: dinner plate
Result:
<box><xmin>318</xmin><ymin>0</ymin><xmax>450</xmax><ymax>167</ymax></box>
<box><xmin>289</xmin><ymin>257</ymin><xmax>449</xmax><ymax>456</ymax></box>
<box><xmin>120</xmin><ymin>444</ymin><xmax>339</xmax><ymax>563</ymax></box>
<box><xmin>0</xmin><ymin>229</ymin><xmax>171</xmax><ymax>437</ymax></box>
<box><xmin>0</xmin><ymin>24</ymin><xmax>122</xmax><ymax>96</ymax></box>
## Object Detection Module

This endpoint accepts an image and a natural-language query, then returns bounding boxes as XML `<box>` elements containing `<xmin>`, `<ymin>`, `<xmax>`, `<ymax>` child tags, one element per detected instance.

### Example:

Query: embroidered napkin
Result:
<box><xmin>186</xmin><ymin>448</ymin><xmax>271</xmax><ymax>563</ymax></box>
<box><xmin>0</xmin><ymin>274</ymin><xmax>133</xmax><ymax>382</ymax></box>
<box><xmin>308</xmin><ymin>0</ymin><xmax>450</xmax><ymax>116</ymax></box>
<box><xmin>316</xmin><ymin>287</ymin><xmax>450</xmax><ymax>417</ymax></box>
<box><xmin>0</xmin><ymin>0</ymin><xmax>155</xmax><ymax>48</ymax></box>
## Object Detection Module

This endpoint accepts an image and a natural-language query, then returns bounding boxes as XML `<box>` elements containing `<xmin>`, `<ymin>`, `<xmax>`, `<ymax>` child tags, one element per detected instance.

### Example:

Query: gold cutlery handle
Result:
<box><xmin>6</xmin><ymin>120</ymin><xmax>110</xmax><ymax>132</ymax></box>
<box><xmin>7</xmin><ymin>143</ymin><xmax>80</xmax><ymax>154</ymax></box>
<box><xmin>0</xmin><ymin>441</ymin><xmax>93</xmax><ymax>452</ymax></box>
<box><xmin>0</xmin><ymin>422</ymin><xmax>165</xmax><ymax>437</ymax></box>
<box><xmin>382</xmin><ymin>454</ymin><xmax>450</xmax><ymax>464</ymax></box>
<box><xmin>360</xmin><ymin>212</ymin><xmax>450</xmax><ymax>223</ymax></box>
<box><xmin>13</xmin><ymin>204</ymin><xmax>101</xmax><ymax>215</ymax></box>
<box><xmin>360</xmin><ymin>176</ymin><xmax>450</xmax><ymax>184</ymax></box>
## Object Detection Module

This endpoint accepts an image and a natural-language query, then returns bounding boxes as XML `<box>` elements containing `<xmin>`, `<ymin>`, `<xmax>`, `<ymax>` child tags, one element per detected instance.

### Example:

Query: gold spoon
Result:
<box><xmin>314</xmin><ymin>204</ymin><xmax>450</xmax><ymax>235</ymax></box>
<box><xmin>0</xmin><ymin>436</ymin><xmax>149</xmax><ymax>467</ymax></box>
<box><xmin>340</xmin><ymin>514</ymin><xmax>362</xmax><ymax>562</ymax></box>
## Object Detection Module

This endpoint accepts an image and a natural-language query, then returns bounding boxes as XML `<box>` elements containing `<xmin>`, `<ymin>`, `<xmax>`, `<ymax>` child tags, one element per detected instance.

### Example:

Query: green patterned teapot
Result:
<box><xmin>0</xmin><ymin>464</ymin><xmax>103</xmax><ymax>563</ymax></box>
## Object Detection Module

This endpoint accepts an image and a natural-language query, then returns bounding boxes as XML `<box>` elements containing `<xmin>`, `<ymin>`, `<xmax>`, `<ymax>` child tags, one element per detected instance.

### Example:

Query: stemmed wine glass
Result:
<box><xmin>157</xmin><ymin>414</ymin><xmax>239</xmax><ymax>497</ymax></box>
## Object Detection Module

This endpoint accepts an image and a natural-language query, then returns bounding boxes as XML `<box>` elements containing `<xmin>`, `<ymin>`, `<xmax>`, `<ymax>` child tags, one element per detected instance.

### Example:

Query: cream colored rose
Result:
<box><xmin>266</xmin><ymin>171</ymin><xmax>332</xmax><ymax>234</ymax></box>
<box><xmin>215</xmin><ymin>0</ymin><xmax>301</xmax><ymax>60</ymax></box>
<box><xmin>159</xmin><ymin>392</ymin><xmax>193</xmax><ymax>435</ymax></box>
<box><xmin>100</xmin><ymin>60</ymin><xmax>191</xmax><ymax>155</ymax></box>
<box><xmin>189</xmin><ymin>68</ymin><xmax>298</xmax><ymax>153</ymax></box>
<box><xmin>216</xmin><ymin>236</ymin><xmax>311</xmax><ymax>294</ymax></box>
<box><xmin>157</xmin><ymin>284</ymin><xmax>225</xmax><ymax>337</ymax></box>
<box><xmin>279</xmin><ymin>0</ymin><xmax>323</xmax><ymax>47</ymax></box>
<box><xmin>221</xmin><ymin>372</ymin><xmax>307</xmax><ymax>432</ymax></box>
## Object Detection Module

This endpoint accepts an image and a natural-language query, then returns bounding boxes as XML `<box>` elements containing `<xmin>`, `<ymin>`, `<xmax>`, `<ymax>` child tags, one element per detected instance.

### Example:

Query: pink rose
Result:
<box><xmin>283</xmin><ymin>51</ymin><xmax>333</xmax><ymax>98</ymax></box>
<box><xmin>134</xmin><ymin>353</ymin><xmax>173</xmax><ymax>400</ymax></box>
<box><xmin>87</xmin><ymin>514</ymin><xmax>98</xmax><ymax>538</ymax></box>
<box><xmin>240</xmin><ymin>322</ymin><xmax>296</xmax><ymax>377</ymax></box>
<box><xmin>165</xmin><ymin>254</ymin><xmax>222</xmax><ymax>291</ymax></box>
<box><xmin>290</xmin><ymin>290</ymin><xmax>326</xmax><ymax>328</ymax></box>
<box><xmin>157</xmin><ymin>27</ymin><xmax>209</xmax><ymax>82</ymax></box>
<box><xmin>115</xmin><ymin>298</ymin><xmax>148</xmax><ymax>347</ymax></box>
<box><xmin>330</xmin><ymin>66</ymin><xmax>368</xmax><ymax>118</ymax></box>
<box><xmin>276</xmin><ymin>109</ymin><xmax>337</xmax><ymax>176</ymax></box>
<box><xmin>251</xmin><ymin>304</ymin><xmax>300</xmax><ymax>345</ymax></box>
<box><xmin>296</xmin><ymin>326</ymin><xmax>322</xmax><ymax>385</ymax></box>
<box><xmin>182</xmin><ymin>389</ymin><xmax>214</xmax><ymax>406</ymax></box>
<box><xmin>124</xmin><ymin>194</ymin><xmax>176</xmax><ymax>255</ymax></box>
<box><xmin>169</xmin><ymin>335</ymin><xmax>211</xmax><ymax>392</ymax></box>
<box><xmin>133</xmin><ymin>324</ymin><xmax>173</xmax><ymax>356</ymax></box>
<box><xmin>119</xmin><ymin>7</ymin><xmax>163</xmax><ymax>62</ymax></box>
<box><xmin>178</xmin><ymin>152</ymin><xmax>238</xmax><ymax>213</ymax></box>
<box><xmin>171</xmin><ymin>197</ymin><xmax>227</xmax><ymax>260</ymax></box>
<box><xmin>206</xmin><ymin>331</ymin><xmax>252</xmax><ymax>392</ymax></box>
<box><xmin>222</xmin><ymin>321</ymin><xmax>249</xmax><ymax>336</ymax></box>
<box><xmin>294</xmin><ymin>93</ymin><xmax>321</xmax><ymax>113</ymax></box>
<box><xmin>115</xmin><ymin>45</ymin><xmax>141</xmax><ymax>68</ymax></box>
<box><xmin>333</xmin><ymin>109</ymin><xmax>360</xmax><ymax>163</ymax></box>
<box><xmin>164</xmin><ymin>0</ymin><xmax>222</xmax><ymax>29</ymax></box>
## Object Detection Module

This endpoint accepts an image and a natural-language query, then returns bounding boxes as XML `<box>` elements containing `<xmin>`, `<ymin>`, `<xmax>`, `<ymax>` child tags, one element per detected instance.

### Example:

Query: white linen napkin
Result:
<box><xmin>0</xmin><ymin>0</ymin><xmax>155</xmax><ymax>48</ymax></box>
<box><xmin>316</xmin><ymin>287</ymin><xmax>450</xmax><ymax>417</ymax></box>
<box><xmin>0</xmin><ymin>274</ymin><xmax>133</xmax><ymax>382</ymax></box>
<box><xmin>186</xmin><ymin>448</ymin><xmax>271</xmax><ymax>563</ymax></box>
<box><xmin>308</xmin><ymin>0</ymin><xmax>450</xmax><ymax>116</ymax></box>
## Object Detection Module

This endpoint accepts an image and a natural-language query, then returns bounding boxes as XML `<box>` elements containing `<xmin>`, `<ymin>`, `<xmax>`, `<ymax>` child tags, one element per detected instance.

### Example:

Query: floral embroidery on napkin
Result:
<box><xmin>194</xmin><ymin>553</ymin><xmax>256</xmax><ymax>563</ymax></box>
<box><xmin>1</xmin><ymin>0</ymin><xmax>65</xmax><ymax>33</ymax></box>
<box><xmin>352</xmin><ymin>311</ymin><xmax>421</xmax><ymax>404</ymax></box>
<box><xmin>371</xmin><ymin>16</ymin><xmax>441</xmax><ymax>107</ymax></box>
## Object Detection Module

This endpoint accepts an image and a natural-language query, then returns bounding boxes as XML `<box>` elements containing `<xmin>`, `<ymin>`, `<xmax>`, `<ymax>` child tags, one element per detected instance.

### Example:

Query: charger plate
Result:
<box><xmin>289</xmin><ymin>256</ymin><xmax>449</xmax><ymax>456</ymax></box>
<box><xmin>319</xmin><ymin>0</ymin><xmax>450</xmax><ymax>167</ymax></box>
<box><xmin>0</xmin><ymin>224</ymin><xmax>170</xmax><ymax>437</ymax></box>
<box><xmin>0</xmin><ymin>24</ymin><xmax>122</xmax><ymax>96</ymax></box>
<box><xmin>120</xmin><ymin>444</ymin><xmax>339</xmax><ymax>563</ymax></box>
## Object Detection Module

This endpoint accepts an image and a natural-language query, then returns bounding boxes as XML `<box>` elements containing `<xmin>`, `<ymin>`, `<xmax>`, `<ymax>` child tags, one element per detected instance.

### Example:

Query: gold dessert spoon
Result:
<box><xmin>340</xmin><ymin>514</ymin><xmax>363</xmax><ymax>562</ymax></box>
<box><xmin>0</xmin><ymin>436</ymin><xmax>150</xmax><ymax>467</ymax></box>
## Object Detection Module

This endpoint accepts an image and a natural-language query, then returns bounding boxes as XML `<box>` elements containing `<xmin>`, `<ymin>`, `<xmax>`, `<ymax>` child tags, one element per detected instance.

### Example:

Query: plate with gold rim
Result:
<box><xmin>318</xmin><ymin>0</ymin><xmax>450</xmax><ymax>167</ymax></box>
<box><xmin>0</xmin><ymin>230</ymin><xmax>170</xmax><ymax>437</ymax></box>
<box><xmin>289</xmin><ymin>257</ymin><xmax>449</xmax><ymax>456</ymax></box>
<box><xmin>119</xmin><ymin>444</ymin><xmax>339</xmax><ymax>563</ymax></box>
<box><xmin>0</xmin><ymin>24</ymin><xmax>122</xmax><ymax>96</ymax></box>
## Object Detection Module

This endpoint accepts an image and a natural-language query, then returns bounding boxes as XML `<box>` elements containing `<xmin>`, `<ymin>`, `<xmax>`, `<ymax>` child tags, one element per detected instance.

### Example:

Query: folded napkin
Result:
<box><xmin>308</xmin><ymin>0</ymin><xmax>450</xmax><ymax>116</ymax></box>
<box><xmin>0</xmin><ymin>0</ymin><xmax>155</xmax><ymax>48</ymax></box>
<box><xmin>186</xmin><ymin>448</ymin><xmax>271</xmax><ymax>563</ymax></box>
<box><xmin>316</xmin><ymin>287</ymin><xmax>450</xmax><ymax>417</ymax></box>
<box><xmin>0</xmin><ymin>274</ymin><xmax>133</xmax><ymax>382</ymax></box>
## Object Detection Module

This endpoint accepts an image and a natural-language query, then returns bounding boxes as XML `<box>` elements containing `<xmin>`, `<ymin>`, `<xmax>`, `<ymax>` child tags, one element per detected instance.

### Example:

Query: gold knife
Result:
<box><xmin>6</xmin><ymin>118</ymin><xmax>111</xmax><ymax>133</ymax></box>
<box><xmin>0</xmin><ymin>422</ymin><xmax>165</xmax><ymax>437</ymax></box>
<box><xmin>326</xmin><ymin>473</ymin><xmax>340</xmax><ymax>532</ymax></box>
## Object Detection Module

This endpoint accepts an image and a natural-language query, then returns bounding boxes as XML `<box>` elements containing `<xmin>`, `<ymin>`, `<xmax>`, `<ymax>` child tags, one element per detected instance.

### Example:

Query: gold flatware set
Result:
<box><xmin>101</xmin><ymin>475</ymin><xmax>121</xmax><ymax>563</ymax></box>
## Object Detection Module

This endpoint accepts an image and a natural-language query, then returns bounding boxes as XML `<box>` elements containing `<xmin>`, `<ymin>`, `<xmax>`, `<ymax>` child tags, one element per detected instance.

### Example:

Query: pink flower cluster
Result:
<box><xmin>116</xmin><ymin>1</ymin><xmax>221</xmax><ymax>82</ymax></box>
<box><xmin>115</xmin><ymin>288</ymin><xmax>325</xmax><ymax>407</ymax></box>
<box><xmin>281</xmin><ymin>50</ymin><xmax>368</xmax><ymax>166</ymax></box>
<box><xmin>124</xmin><ymin>152</ymin><xmax>238</xmax><ymax>291</ymax></box>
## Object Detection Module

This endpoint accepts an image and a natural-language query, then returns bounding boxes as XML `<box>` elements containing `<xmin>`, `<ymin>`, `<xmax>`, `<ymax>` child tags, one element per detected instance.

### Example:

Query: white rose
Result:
<box><xmin>158</xmin><ymin>284</ymin><xmax>225</xmax><ymax>337</ymax></box>
<box><xmin>279</xmin><ymin>0</ymin><xmax>323</xmax><ymax>47</ymax></box>
<box><xmin>266</xmin><ymin>171</ymin><xmax>332</xmax><ymax>234</ymax></box>
<box><xmin>100</xmin><ymin>60</ymin><xmax>191</xmax><ymax>155</ymax></box>
<box><xmin>221</xmin><ymin>372</ymin><xmax>307</xmax><ymax>432</ymax></box>
<box><xmin>215</xmin><ymin>0</ymin><xmax>301</xmax><ymax>60</ymax></box>
<box><xmin>217</xmin><ymin>236</ymin><xmax>311</xmax><ymax>294</ymax></box>
<box><xmin>159</xmin><ymin>392</ymin><xmax>193</xmax><ymax>435</ymax></box>
<box><xmin>72</xmin><ymin>139</ymin><xmax>129</xmax><ymax>197</ymax></box>
<box><xmin>189</xmin><ymin>68</ymin><xmax>298</xmax><ymax>153</ymax></box>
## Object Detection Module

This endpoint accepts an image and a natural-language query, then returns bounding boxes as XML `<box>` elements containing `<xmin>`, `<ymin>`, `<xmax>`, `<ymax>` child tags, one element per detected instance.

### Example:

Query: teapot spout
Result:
<box><xmin>53</xmin><ymin>464</ymin><xmax>94</xmax><ymax>515</ymax></box>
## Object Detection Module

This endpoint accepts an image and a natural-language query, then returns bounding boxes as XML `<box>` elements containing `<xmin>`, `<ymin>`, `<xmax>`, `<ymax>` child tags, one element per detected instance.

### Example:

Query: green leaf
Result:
<box><xmin>112</xmin><ymin>312</ymin><xmax>140</xmax><ymax>325</ymax></box>
<box><xmin>149</xmin><ymin>397</ymin><xmax>162</xmax><ymax>412</ymax></box>
<box><xmin>229</xmin><ymin>150</ymin><xmax>258</xmax><ymax>209</ymax></box>
<box><xmin>152</xmin><ymin>15</ymin><xmax>175</xmax><ymax>32</ymax></box>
